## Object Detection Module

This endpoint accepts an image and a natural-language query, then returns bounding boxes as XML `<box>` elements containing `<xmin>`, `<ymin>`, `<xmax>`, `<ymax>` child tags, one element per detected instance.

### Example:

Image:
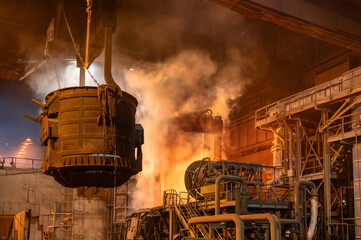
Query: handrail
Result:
<box><xmin>0</xmin><ymin>157</ymin><xmax>42</xmax><ymax>169</ymax></box>
<box><xmin>104</xmin><ymin>26</ymin><xmax>121</xmax><ymax>93</ymax></box>
<box><xmin>164</xmin><ymin>189</ymin><xmax>209</xmax><ymax>238</ymax></box>
<box><xmin>295</xmin><ymin>181</ymin><xmax>318</xmax><ymax>240</ymax></box>
<box><xmin>173</xmin><ymin>204</ymin><xmax>196</xmax><ymax>237</ymax></box>
<box><xmin>189</xmin><ymin>214</ymin><xmax>244</xmax><ymax>240</ymax></box>
<box><xmin>255</xmin><ymin>66</ymin><xmax>361</xmax><ymax>126</ymax></box>
<box><xmin>215</xmin><ymin>175</ymin><xmax>247</xmax><ymax>215</ymax></box>
<box><xmin>239</xmin><ymin>213</ymin><xmax>280</xmax><ymax>240</ymax></box>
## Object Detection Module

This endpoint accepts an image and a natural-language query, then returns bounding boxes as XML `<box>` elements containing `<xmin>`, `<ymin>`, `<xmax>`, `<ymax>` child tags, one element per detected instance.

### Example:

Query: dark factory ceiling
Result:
<box><xmin>0</xmin><ymin>0</ymin><xmax>361</xmax><ymax>120</ymax></box>
<box><xmin>209</xmin><ymin>0</ymin><xmax>361</xmax><ymax>52</ymax></box>
<box><xmin>1</xmin><ymin>0</ymin><xmax>361</xmax><ymax>154</ymax></box>
<box><xmin>0</xmin><ymin>0</ymin><xmax>360</xmax><ymax>81</ymax></box>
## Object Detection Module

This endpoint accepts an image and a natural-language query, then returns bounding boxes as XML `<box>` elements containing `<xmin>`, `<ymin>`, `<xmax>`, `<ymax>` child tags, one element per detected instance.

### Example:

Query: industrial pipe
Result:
<box><xmin>239</xmin><ymin>213</ymin><xmax>280</xmax><ymax>240</ymax></box>
<box><xmin>279</xmin><ymin>219</ymin><xmax>300</xmax><ymax>225</ymax></box>
<box><xmin>295</xmin><ymin>180</ymin><xmax>318</xmax><ymax>240</ymax></box>
<box><xmin>215</xmin><ymin>175</ymin><xmax>247</xmax><ymax>215</ymax></box>
<box><xmin>104</xmin><ymin>26</ymin><xmax>121</xmax><ymax>92</ymax></box>
<box><xmin>188</xmin><ymin>214</ymin><xmax>245</xmax><ymax>240</ymax></box>
<box><xmin>308</xmin><ymin>195</ymin><xmax>318</xmax><ymax>240</ymax></box>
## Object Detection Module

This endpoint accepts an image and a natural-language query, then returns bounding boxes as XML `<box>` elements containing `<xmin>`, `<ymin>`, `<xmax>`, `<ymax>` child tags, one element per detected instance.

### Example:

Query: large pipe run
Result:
<box><xmin>104</xmin><ymin>26</ymin><xmax>121</xmax><ymax>92</ymax></box>
<box><xmin>308</xmin><ymin>196</ymin><xmax>318</xmax><ymax>240</ymax></box>
<box><xmin>239</xmin><ymin>213</ymin><xmax>280</xmax><ymax>240</ymax></box>
<box><xmin>295</xmin><ymin>180</ymin><xmax>318</xmax><ymax>240</ymax></box>
<box><xmin>188</xmin><ymin>214</ymin><xmax>245</xmax><ymax>240</ymax></box>
<box><xmin>215</xmin><ymin>175</ymin><xmax>247</xmax><ymax>215</ymax></box>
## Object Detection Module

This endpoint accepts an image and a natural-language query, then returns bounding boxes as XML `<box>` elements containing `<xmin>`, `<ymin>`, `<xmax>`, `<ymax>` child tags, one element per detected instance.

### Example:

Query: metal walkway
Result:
<box><xmin>255</xmin><ymin>66</ymin><xmax>361</xmax><ymax>128</ymax></box>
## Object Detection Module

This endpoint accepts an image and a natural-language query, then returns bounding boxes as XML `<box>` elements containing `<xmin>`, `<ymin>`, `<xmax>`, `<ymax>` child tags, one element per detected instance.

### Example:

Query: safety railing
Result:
<box><xmin>188</xmin><ymin>180</ymin><xmax>290</xmax><ymax>211</ymax></box>
<box><xmin>255</xmin><ymin>66</ymin><xmax>361</xmax><ymax>127</ymax></box>
<box><xmin>329</xmin><ymin>222</ymin><xmax>351</xmax><ymax>240</ymax></box>
<box><xmin>164</xmin><ymin>189</ymin><xmax>209</xmax><ymax>238</ymax></box>
<box><xmin>327</xmin><ymin>111</ymin><xmax>361</xmax><ymax>141</ymax></box>
<box><xmin>164</xmin><ymin>182</ymin><xmax>291</xmax><ymax>239</ymax></box>
<box><xmin>0</xmin><ymin>157</ymin><xmax>42</xmax><ymax>169</ymax></box>
<box><xmin>48</xmin><ymin>212</ymin><xmax>73</xmax><ymax>228</ymax></box>
<box><xmin>164</xmin><ymin>189</ymin><xmax>230</xmax><ymax>239</ymax></box>
<box><xmin>302</xmin><ymin>156</ymin><xmax>324</xmax><ymax>176</ymax></box>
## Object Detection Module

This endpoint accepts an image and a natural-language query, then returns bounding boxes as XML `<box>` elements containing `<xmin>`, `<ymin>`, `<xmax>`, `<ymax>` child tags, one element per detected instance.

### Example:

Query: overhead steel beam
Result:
<box><xmin>209</xmin><ymin>0</ymin><xmax>361</xmax><ymax>52</ymax></box>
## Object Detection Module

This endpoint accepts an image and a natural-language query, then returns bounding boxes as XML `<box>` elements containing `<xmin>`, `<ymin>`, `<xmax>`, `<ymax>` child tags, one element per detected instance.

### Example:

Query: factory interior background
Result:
<box><xmin>1</xmin><ymin>0</ymin><xmax>361</xmax><ymax>239</ymax></box>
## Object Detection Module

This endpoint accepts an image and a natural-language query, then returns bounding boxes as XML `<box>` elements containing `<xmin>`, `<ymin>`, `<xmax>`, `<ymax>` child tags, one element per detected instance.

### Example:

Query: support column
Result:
<box><xmin>169</xmin><ymin>209</ymin><xmax>175</xmax><ymax>240</ymax></box>
<box><xmin>352</xmin><ymin>105</ymin><xmax>361</xmax><ymax>240</ymax></box>
<box><xmin>288</xmin><ymin>127</ymin><xmax>294</xmax><ymax>184</ymax></box>
<box><xmin>271</xmin><ymin>127</ymin><xmax>284</xmax><ymax>183</ymax></box>
<box><xmin>353</xmin><ymin>143</ymin><xmax>361</xmax><ymax>240</ymax></box>
<box><xmin>296</xmin><ymin>121</ymin><xmax>301</xmax><ymax>180</ymax></box>
<box><xmin>296</xmin><ymin>121</ymin><xmax>304</xmax><ymax>232</ymax></box>
<box><xmin>322</xmin><ymin>111</ymin><xmax>332</xmax><ymax>239</ymax></box>
<box><xmin>213</xmin><ymin>115</ymin><xmax>223</xmax><ymax>161</ymax></box>
<box><xmin>214</xmin><ymin>132</ymin><xmax>222</xmax><ymax>161</ymax></box>
<box><xmin>79</xmin><ymin>67</ymin><xmax>85</xmax><ymax>86</ymax></box>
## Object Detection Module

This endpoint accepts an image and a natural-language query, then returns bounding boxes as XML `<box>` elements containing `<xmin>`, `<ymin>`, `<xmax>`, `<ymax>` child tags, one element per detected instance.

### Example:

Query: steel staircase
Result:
<box><xmin>164</xmin><ymin>189</ymin><xmax>231</xmax><ymax>239</ymax></box>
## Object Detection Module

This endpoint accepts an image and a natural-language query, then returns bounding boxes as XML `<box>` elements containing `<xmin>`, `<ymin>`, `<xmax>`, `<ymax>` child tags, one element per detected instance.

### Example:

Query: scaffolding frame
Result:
<box><xmin>254</xmin><ymin>66</ymin><xmax>361</xmax><ymax>239</ymax></box>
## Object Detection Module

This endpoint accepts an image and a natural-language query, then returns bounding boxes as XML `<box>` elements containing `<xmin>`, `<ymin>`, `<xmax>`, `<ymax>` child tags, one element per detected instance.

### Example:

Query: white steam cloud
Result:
<box><xmin>26</xmin><ymin>59</ymin><xmax>104</xmax><ymax>100</ymax></box>
<box><xmin>25</xmin><ymin>48</ymin><xmax>252</xmax><ymax>209</ymax></box>
<box><xmin>24</xmin><ymin>0</ymin><xmax>264</xmax><ymax>212</ymax></box>
<box><xmin>115</xmin><ymin>49</ymin><xmax>251</xmax><ymax>208</ymax></box>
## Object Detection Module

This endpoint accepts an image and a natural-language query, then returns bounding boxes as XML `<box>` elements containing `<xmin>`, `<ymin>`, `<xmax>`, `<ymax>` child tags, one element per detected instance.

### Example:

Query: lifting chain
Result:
<box><xmin>62</xmin><ymin>5</ymin><xmax>100</xmax><ymax>86</ymax></box>
<box><xmin>85</xmin><ymin>0</ymin><xmax>93</xmax><ymax>69</ymax></box>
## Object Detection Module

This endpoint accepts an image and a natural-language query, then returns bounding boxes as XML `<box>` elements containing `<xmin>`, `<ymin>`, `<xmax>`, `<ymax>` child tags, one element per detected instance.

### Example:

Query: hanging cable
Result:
<box><xmin>84</xmin><ymin>0</ymin><xmax>93</xmax><ymax>69</ymax></box>
<box><xmin>53</xmin><ymin>60</ymin><xmax>62</xmax><ymax>89</ymax></box>
<box><xmin>62</xmin><ymin>7</ymin><xmax>100</xmax><ymax>86</ymax></box>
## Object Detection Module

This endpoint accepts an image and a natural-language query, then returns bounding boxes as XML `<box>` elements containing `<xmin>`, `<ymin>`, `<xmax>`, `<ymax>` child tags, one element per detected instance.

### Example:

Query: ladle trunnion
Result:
<box><xmin>29</xmin><ymin>85</ymin><xmax>143</xmax><ymax>188</ymax></box>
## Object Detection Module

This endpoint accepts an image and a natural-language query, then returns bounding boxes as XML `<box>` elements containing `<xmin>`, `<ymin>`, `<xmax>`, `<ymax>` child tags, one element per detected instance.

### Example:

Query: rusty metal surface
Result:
<box><xmin>0</xmin><ymin>215</ymin><xmax>13</xmax><ymax>239</ymax></box>
<box><xmin>209</xmin><ymin>0</ymin><xmax>361</xmax><ymax>53</ymax></box>
<box><xmin>227</xmin><ymin>116</ymin><xmax>273</xmax><ymax>159</ymax></box>
<box><xmin>33</xmin><ymin>85</ymin><xmax>142</xmax><ymax>188</ymax></box>
<box><xmin>174</xmin><ymin>109</ymin><xmax>223</xmax><ymax>133</ymax></box>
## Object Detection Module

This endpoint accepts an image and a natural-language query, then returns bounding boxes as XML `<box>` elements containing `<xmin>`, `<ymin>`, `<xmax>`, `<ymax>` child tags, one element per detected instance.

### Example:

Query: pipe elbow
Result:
<box><xmin>295</xmin><ymin>180</ymin><xmax>318</xmax><ymax>240</ymax></box>
<box><xmin>215</xmin><ymin>175</ymin><xmax>247</xmax><ymax>215</ymax></box>
<box><xmin>104</xmin><ymin>26</ymin><xmax>122</xmax><ymax>93</ymax></box>
<box><xmin>188</xmin><ymin>214</ymin><xmax>244</xmax><ymax>240</ymax></box>
<box><xmin>307</xmin><ymin>197</ymin><xmax>318</xmax><ymax>239</ymax></box>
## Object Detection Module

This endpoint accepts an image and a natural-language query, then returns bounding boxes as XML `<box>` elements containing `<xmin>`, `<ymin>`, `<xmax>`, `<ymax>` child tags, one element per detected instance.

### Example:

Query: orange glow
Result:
<box><xmin>122</xmin><ymin>49</ymin><xmax>247</xmax><ymax>209</ymax></box>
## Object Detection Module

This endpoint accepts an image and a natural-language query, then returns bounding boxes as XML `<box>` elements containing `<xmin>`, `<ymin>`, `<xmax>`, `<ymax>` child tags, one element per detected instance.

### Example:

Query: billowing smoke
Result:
<box><xmin>110</xmin><ymin>0</ymin><xmax>260</xmax><ymax>209</ymax></box>
<box><xmin>26</xmin><ymin>59</ymin><xmax>104</xmax><ymax>100</ymax></box>
<box><xmin>26</xmin><ymin>49</ymin><xmax>253</xmax><ymax>209</ymax></box>
<box><xmin>113</xmin><ymin>48</ymin><xmax>251</xmax><ymax>208</ymax></box>
<box><xmin>25</xmin><ymin>0</ymin><xmax>266</xmax><ymax>210</ymax></box>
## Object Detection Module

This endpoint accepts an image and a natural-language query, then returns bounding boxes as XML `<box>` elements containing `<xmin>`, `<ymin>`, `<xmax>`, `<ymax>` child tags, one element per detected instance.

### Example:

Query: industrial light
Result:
<box><xmin>129</xmin><ymin>68</ymin><xmax>135</xmax><ymax>71</ymax></box>
<box><xmin>26</xmin><ymin>138</ymin><xmax>31</xmax><ymax>141</ymax></box>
